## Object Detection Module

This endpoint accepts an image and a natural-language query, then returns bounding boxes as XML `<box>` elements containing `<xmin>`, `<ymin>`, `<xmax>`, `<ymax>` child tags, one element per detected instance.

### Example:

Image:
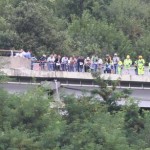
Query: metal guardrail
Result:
<box><xmin>61</xmin><ymin>83</ymin><xmax>150</xmax><ymax>90</ymax></box>
<box><xmin>4</xmin><ymin>81</ymin><xmax>150</xmax><ymax>90</ymax></box>
<box><xmin>32</xmin><ymin>62</ymin><xmax>150</xmax><ymax>76</ymax></box>
<box><xmin>0</xmin><ymin>49</ymin><xmax>21</xmax><ymax>57</ymax></box>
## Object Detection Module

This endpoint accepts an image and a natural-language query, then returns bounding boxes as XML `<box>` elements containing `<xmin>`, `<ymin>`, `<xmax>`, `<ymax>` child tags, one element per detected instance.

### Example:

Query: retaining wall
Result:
<box><xmin>0</xmin><ymin>57</ymin><xmax>31</xmax><ymax>69</ymax></box>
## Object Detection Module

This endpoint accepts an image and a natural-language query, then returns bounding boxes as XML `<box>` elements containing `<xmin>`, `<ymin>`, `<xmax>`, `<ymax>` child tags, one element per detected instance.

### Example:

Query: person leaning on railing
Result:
<box><xmin>61</xmin><ymin>56</ymin><xmax>68</xmax><ymax>71</ymax></box>
<box><xmin>104</xmin><ymin>54</ymin><xmax>112</xmax><ymax>74</ymax></box>
<box><xmin>68</xmin><ymin>56</ymin><xmax>76</xmax><ymax>72</ymax></box>
<box><xmin>91</xmin><ymin>54</ymin><xmax>99</xmax><ymax>72</ymax></box>
<box><xmin>84</xmin><ymin>57</ymin><xmax>91</xmax><ymax>72</ymax></box>
<box><xmin>39</xmin><ymin>54</ymin><xmax>47</xmax><ymax>70</ymax></box>
<box><xmin>77</xmin><ymin>56</ymin><xmax>84</xmax><ymax>72</ymax></box>
<box><xmin>54</xmin><ymin>55</ymin><xmax>61</xmax><ymax>71</ymax></box>
<box><xmin>113</xmin><ymin>53</ymin><xmax>120</xmax><ymax>74</ymax></box>
<box><xmin>47</xmin><ymin>54</ymin><xmax>55</xmax><ymax>71</ymax></box>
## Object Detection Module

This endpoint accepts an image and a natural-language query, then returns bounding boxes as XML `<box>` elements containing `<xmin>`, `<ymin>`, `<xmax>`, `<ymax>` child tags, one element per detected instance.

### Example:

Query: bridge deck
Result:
<box><xmin>0</xmin><ymin>82</ymin><xmax>150</xmax><ymax>107</ymax></box>
<box><xmin>1</xmin><ymin>68</ymin><xmax>150</xmax><ymax>83</ymax></box>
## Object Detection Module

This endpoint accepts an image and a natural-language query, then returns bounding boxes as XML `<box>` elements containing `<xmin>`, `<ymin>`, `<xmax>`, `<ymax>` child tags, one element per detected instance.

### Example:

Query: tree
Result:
<box><xmin>0</xmin><ymin>87</ymin><xmax>65</xmax><ymax>149</ymax></box>
<box><xmin>107</xmin><ymin>0</ymin><xmax>150</xmax><ymax>58</ymax></box>
<box><xmin>65</xmin><ymin>11</ymin><xmax>131</xmax><ymax>57</ymax></box>
<box><xmin>54</xmin><ymin>0</ymin><xmax>112</xmax><ymax>20</ymax></box>
<box><xmin>3</xmin><ymin>1</ymin><xmax>67</xmax><ymax>55</ymax></box>
<box><xmin>61</xmin><ymin>91</ymin><xmax>131</xmax><ymax>149</ymax></box>
<box><xmin>90</xmin><ymin>72</ymin><xmax>132</xmax><ymax>112</ymax></box>
<box><xmin>0</xmin><ymin>76</ymin><xmax>150</xmax><ymax>149</ymax></box>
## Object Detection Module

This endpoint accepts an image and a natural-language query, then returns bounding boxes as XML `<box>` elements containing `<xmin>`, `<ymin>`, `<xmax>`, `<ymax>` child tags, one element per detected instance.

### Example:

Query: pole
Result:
<box><xmin>11</xmin><ymin>50</ymin><xmax>13</xmax><ymax>57</ymax></box>
<box><xmin>54</xmin><ymin>79</ymin><xmax>60</xmax><ymax>101</ymax></box>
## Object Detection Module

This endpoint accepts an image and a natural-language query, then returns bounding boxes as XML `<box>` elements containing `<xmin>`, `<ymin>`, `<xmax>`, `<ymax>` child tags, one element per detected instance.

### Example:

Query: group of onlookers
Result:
<box><xmin>100</xmin><ymin>53</ymin><xmax>146</xmax><ymax>75</ymax></box>
<box><xmin>105</xmin><ymin>53</ymin><xmax>147</xmax><ymax>75</ymax></box>
<box><xmin>36</xmin><ymin>53</ymin><xmax>147</xmax><ymax>75</ymax></box>
<box><xmin>15</xmin><ymin>49</ymin><xmax>147</xmax><ymax>75</ymax></box>
<box><xmin>38</xmin><ymin>54</ymin><xmax>103</xmax><ymax>73</ymax></box>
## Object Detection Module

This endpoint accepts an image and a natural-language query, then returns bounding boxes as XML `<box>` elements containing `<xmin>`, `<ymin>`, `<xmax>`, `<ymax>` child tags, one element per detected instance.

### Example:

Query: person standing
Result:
<box><xmin>77</xmin><ymin>56</ymin><xmax>84</xmax><ymax>72</ymax></box>
<box><xmin>24</xmin><ymin>50</ymin><xmax>32</xmax><ymax>59</ymax></box>
<box><xmin>137</xmin><ymin>55</ymin><xmax>145</xmax><ymax>75</ymax></box>
<box><xmin>47</xmin><ymin>54</ymin><xmax>55</xmax><ymax>71</ymax></box>
<box><xmin>39</xmin><ymin>54</ymin><xmax>47</xmax><ymax>70</ymax></box>
<box><xmin>68</xmin><ymin>56</ymin><xmax>76</xmax><ymax>72</ymax></box>
<box><xmin>91</xmin><ymin>54</ymin><xmax>99</xmax><ymax>72</ymax></box>
<box><xmin>118</xmin><ymin>60</ymin><xmax>123</xmax><ymax>75</ymax></box>
<box><xmin>61</xmin><ymin>56</ymin><xmax>68</xmax><ymax>71</ymax></box>
<box><xmin>104</xmin><ymin>54</ymin><xmax>112</xmax><ymax>74</ymax></box>
<box><xmin>84</xmin><ymin>57</ymin><xmax>91</xmax><ymax>72</ymax></box>
<box><xmin>134</xmin><ymin>58</ymin><xmax>138</xmax><ymax>75</ymax></box>
<box><xmin>98</xmin><ymin>57</ymin><xmax>103</xmax><ymax>73</ymax></box>
<box><xmin>55</xmin><ymin>55</ymin><xmax>61</xmax><ymax>71</ymax></box>
<box><xmin>123</xmin><ymin>55</ymin><xmax>132</xmax><ymax>74</ymax></box>
<box><xmin>113</xmin><ymin>53</ymin><xmax>120</xmax><ymax>74</ymax></box>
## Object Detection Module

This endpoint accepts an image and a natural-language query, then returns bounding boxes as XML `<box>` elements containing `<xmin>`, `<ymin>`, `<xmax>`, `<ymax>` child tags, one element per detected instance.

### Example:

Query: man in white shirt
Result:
<box><xmin>61</xmin><ymin>56</ymin><xmax>68</xmax><ymax>71</ymax></box>
<box><xmin>19</xmin><ymin>49</ymin><xmax>26</xmax><ymax>57</ymax></box>
<box><xmin>15</xmin><ymin>49</ymin><xmax>26</xmax><ymax>57</ymax></box>
<box><xmin>113</xmin><ymin>53</ymin><xmax>120</xmax><ymax>74</ymax></box>
<box><xmin>47</xmin><ymin>54</ymin><xmax>55</xmax><ymax>71</ymax></box>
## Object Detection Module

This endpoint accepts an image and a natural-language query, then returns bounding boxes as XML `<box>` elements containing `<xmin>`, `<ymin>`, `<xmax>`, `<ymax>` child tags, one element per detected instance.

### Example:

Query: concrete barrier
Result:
<box><xmin>0</xmin><ymin>56</ymin><xmax>31</xmax><ymax>69</ymax></box>
<box><xmin>1</xmin><ymin>68</ymin><xmax>150</xmax><ymax>83</ymax></box>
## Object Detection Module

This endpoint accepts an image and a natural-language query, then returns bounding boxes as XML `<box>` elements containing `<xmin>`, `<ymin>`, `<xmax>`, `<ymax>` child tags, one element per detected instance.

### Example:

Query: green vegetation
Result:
<box><xmin>0</xmin><ymin>1</ymin><xmax>150</xmax><ymax>148</ymax></box>
<box><xmin>0</xmin><ymin>0</ymin><xmax>149</xmax><ymax>60</ymax></box>
<box><xmin>0</xmin><ymin>76</ymin><xmax>150</xmax><ymax>150</ymax></box>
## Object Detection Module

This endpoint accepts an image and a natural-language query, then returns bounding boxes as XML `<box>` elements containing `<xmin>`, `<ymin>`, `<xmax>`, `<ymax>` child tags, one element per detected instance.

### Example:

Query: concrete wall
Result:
<box><xmin>2</xmin><ymin>68</ymin><xmax>150</xmax><ymax>83</ymax></box>
<box><xmin>0</xmin><ymin>57</ymin><xmax>31</xmax><ymax>69</ymax></box>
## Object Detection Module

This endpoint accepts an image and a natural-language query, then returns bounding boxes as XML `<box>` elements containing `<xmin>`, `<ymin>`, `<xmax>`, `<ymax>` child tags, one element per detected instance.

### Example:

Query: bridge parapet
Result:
<box><xmin>1</xmin><ymin>68</ymin><xmax>150</xmax><ymax>83</ymax></box>
<box><xmin>0</xmin><ymin>56</ymin><xmax>31</xmax><ymax>69</ymax></box>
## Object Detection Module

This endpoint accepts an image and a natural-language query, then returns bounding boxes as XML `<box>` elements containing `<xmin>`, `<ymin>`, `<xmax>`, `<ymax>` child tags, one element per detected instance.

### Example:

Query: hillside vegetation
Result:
<box><xmin>0</xmin><ymin>78</ymin><xmax>150</xmax><ymax>150</ymax></box>
<box><xmin>0</xmin><ymin>0</ymin><xmax>150</xmax><ymax>60</ymax></box>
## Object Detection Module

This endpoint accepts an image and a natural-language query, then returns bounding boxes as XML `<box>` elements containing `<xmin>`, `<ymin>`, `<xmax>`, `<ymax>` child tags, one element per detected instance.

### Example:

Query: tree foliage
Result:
<box><xmin>65</xmin><ymin>11</ymin><xmax>131</xmax><ymax>56</ymax></box>
<box><xmin>0</xmin><ymin>88</ymin><xmax>65</xmax><ymax>149</ymax></box>
<box><xmin>0</xmin><ymin>76</ymin><xmax>150</xmax><ymax>149</ymax></box>
<box><xmin>0</xmin><ymin>0</ymin><xmax>149</xmax><ymax>60</ymax></box>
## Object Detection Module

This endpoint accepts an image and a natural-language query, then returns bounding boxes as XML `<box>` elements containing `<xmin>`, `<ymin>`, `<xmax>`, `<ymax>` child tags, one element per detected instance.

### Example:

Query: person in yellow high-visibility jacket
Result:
<box><xmin>118</xmin><ymin>60</ymin><xmax>123</xmax><ymax>75</ymax></box>
<box><xmin>137</xmin><ymin>55</ymin><xmax>145</xmax><ymax>75</ymax></box>
<box><xmin>124</xmin><ymin>55</ymin><xmax>132</xmax><ymax>74</ymax></box>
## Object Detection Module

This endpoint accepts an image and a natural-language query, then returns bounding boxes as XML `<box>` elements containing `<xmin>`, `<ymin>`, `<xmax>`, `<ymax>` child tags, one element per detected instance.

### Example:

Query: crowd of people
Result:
<box><xmin>35</xmin><ymin>53</ymin><xmax>147</xmax><ymax>75</ymax></box>
<box><xmin>15</xmin><ymin>49</ymin><xmax>148</xmax><ymax>75</ymax></box>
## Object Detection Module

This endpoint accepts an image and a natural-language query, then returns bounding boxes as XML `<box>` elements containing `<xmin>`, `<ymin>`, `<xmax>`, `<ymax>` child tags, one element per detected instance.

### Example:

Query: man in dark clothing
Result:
<box><xmin>77</xmin><ymin>56</ymin><xmax>84</xmax><ymax>72</ymax></box>
<box><xmin>39</xmin><ymin>54</ymin><xmax>47</xmax><ymax>70</ymax></box>
<box><xmin>54</xmin><ymin>55</ymin><xmax>62</xmax><ymax>71</ymax></box>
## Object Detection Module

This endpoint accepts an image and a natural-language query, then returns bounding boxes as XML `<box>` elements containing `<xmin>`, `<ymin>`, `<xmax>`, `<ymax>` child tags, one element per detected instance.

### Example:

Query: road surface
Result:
<box><xmin>0</xmin><ymin>82</ymin><xmax>150</xmax><ymax>107</ymax></box>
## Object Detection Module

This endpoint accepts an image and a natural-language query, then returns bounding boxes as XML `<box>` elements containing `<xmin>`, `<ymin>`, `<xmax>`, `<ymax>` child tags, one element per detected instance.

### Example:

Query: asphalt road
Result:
<box><xmin>0</xmin><ymin>83</ymin><xmax>150</xmax><ymax>107</ymax></box>
<box><xmin>60</xmin><ymin>86</ymin><xmax>150</xmax><ymax>107</ymax></box>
